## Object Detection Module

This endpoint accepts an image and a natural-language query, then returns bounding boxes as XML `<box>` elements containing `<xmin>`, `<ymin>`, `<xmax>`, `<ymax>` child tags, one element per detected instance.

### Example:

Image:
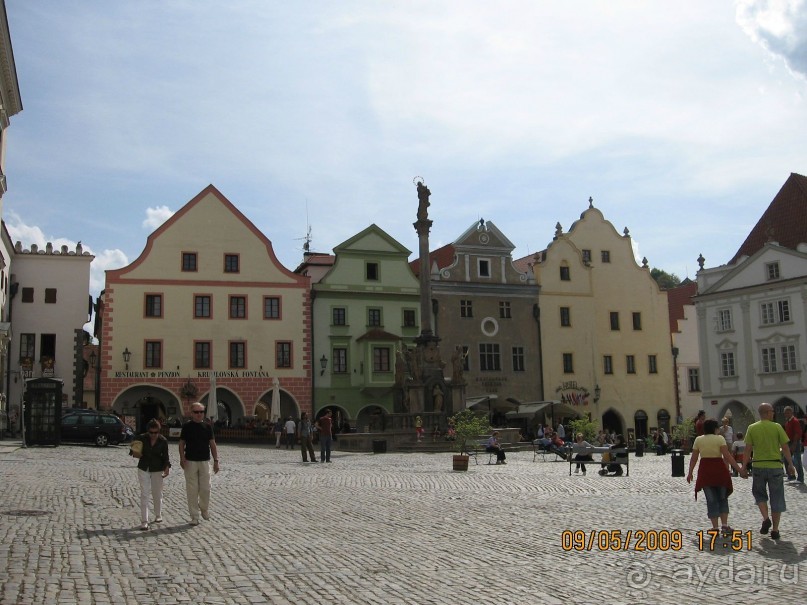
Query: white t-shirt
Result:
<box><xmin>285</xmin><ymin>420</ymin><xmax>296</xmax><ymax>434</ymax></box>
<box><xmin>720</xmin><ymin>425</ymin><xmax>734</xmax><ymax>446</ymax></box>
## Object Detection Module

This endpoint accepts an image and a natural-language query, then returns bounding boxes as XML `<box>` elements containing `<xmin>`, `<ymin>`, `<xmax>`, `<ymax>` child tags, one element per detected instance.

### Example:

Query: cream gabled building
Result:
<box><xmin>532</xmin><ymin>200</ymin><xmax>676</xmax><ymax>443</ymax></box>
<box><xmin>100</xmin><ymin>186</ymin><xmax>311</xmax><ymax>431</ymax></box>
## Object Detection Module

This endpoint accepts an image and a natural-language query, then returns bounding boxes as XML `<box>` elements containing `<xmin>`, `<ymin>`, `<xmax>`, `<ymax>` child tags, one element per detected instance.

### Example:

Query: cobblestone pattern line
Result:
<box><xmin>0</xmin><ymin>443</ymin><xmax>805</xmax><ymax>604</ymax></box>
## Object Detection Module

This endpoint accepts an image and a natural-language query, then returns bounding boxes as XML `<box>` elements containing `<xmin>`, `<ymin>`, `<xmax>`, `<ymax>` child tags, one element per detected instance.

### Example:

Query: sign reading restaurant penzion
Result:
<box><xmin>114</xmin><ymin>370</ymin><xmax>273</xmax><ymax>379</ymax></box>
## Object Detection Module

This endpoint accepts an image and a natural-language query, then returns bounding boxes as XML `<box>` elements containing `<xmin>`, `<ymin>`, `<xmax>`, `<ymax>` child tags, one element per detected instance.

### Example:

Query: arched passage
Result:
<box><xmin>111</xmin><ymin>385</ymin><xmax>181</xmax><ymax>433</ymax></box>
<box><xmin>202</xmin><ymin>387</ymin><xmax>245</xmax><ymax>428</ymax></box>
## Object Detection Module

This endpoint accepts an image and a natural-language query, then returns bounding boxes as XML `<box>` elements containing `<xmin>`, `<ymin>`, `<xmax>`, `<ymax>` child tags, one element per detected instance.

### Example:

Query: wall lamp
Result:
<box><xmin>594</xmin><ymin>384</ymin><xmax>601</xmax><ymax>403</ymax></box>
<box><xmin>122</xmin><ymin>347</ymin><xmax>131</xmax><ymax>370</ymax></box>
<box><xmin>89</xmin><ymin>350</ymin><xmax>97</xmax><ymax>369</ymax></box>
<box><xmin>320</xmin><ymin>354</ymin><xmax>328</xmax><ymax>376</ymax></box>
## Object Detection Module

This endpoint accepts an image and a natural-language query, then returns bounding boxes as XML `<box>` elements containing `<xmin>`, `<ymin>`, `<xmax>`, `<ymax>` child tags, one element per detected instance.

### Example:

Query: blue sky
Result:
<box><xmin>2</xmin><ymin>1</ymin><xmax>806</xmax><ymax>298</ymax></box>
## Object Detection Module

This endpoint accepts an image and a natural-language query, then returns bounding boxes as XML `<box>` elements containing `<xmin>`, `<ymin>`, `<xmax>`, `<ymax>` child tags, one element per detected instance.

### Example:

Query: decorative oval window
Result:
<box><xmin>479</xmin><ymin>232</ymin><xmax>490</xmax><ymax>244</ymax></box>
<box><xmin>481</xmin><ymin>317</ymin><xmax>499</xmax><ymax>337</ymax></box>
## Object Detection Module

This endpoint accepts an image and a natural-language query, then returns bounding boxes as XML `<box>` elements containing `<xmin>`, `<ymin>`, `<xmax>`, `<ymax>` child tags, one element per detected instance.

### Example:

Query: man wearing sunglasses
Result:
<box><xmin>179</xmin><ymin>402</ymin><xmax>220</xmax><ymax>526</ymax></box>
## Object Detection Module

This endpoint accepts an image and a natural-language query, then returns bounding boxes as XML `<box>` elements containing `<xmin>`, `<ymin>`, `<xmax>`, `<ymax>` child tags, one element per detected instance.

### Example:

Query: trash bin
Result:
<box><xmin>635</xmin><ymin>440</ymin><xmax>644</xmax><ymax>457</ymax></box>
<box><xmin>670</xmin><ymin>449</ymin><xmax>685</xmax><ymax>477</ymax></box>
<box><xmin>372</xmin><ymin>439</ymin><xmax>387</xmax><ymax>454</ymax></box>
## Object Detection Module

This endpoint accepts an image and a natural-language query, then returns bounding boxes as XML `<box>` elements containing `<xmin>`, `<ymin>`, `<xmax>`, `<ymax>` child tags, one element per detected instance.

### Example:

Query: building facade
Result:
<box><xmin>303</xmin><ymin>224</ymin><xmax>420</xmax><ymax>429</ymax></box>
<box><xmin>100</xmin><ymin>186</ymin><xmax>311</xmax><ymax>431</ymax></box>
<box><xmin>417</xmin><ymin>220</ymin><xmax>542</xmax><ymax>423</ymax></box>
<box><xmin>7</xmin><ymin>240</ymin><xmax>93</xmax><ymax>416</ymax></box>
<box><xmin>667</xmin><ymin>280</ymin><xmax>702</xmax><ymax>422</ymax></box>
<box><xmin>695</xmin><ymin>172</ymin><xmax>807</xmax><ymax>432</ymax></box>
<box><xmin>532</xmin><ymin>201</ymin><xmax>676</xmax><ymax>442</ymax></box>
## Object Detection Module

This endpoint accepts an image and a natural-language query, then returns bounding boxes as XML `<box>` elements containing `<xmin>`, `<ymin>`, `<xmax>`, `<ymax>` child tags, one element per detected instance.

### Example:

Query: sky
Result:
<box><xmin>2</xmin><ymin>1</ymin><xmax>806</xmax><ymax>299</ymax></box>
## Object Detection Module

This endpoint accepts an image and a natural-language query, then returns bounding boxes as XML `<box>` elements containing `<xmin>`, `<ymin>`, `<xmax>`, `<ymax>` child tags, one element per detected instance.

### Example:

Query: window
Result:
<box><xmin>20</xmin><ymin>333</ymin><xmax>35</xmax><ymax>362</ymax></box>
<box><xmin>512</xmin><ymin>346</ymin><xmax>525</xmax><ymax>372</ymax></box>
<box><xmin>40</xmin><ymin>334</ymin><xmax>56</xmax><ymax>361</ymax></box>
<box><xmin>560</xmin><ymin>266</ymin><xmax>570</xmax><ymax>281</ymax></box>
<box><xmin>373</xmin><ymin>347</ymin><xmax>391</xmax><ymax>372</ymax></box>
<box><xmin>717</xmin><ymin>309</ymin><xmax>733</xmax><ymax>332</ymax></box>
<box><xmin>626</xmin><ymin>355</ymin><xmax>636</xmax><ymax>374</ymax></box>
<box><xmin>229</xmin><ymin>296</ymin><xmax>246</xmax><ymax>319</ymax></box>
<box><xmin>563</xmin><ymin>353</ymin><xmax>574</xmax><ymax>374</ymax></box>
<box><xmin>332</xmin><ymin>307</ymin><xmax>346</xmax><ymax>326</ymax></box>
<box><xmin>194</xmin><ymin>295</ymin><xmax>211</xmax><ymax>318</ymax></box>
<box><xmin>478</xmin><ymin>259</ymin><xmax>490</xmax><ymax>278</ymax></box>
<box><xmin>760</xmin><ymin>299</ymin><xmax>790</xmax><ymax>325</ymax></box>
<box><xmin>461</xmin><ymin>300</ymin><xmax>473</xmax><ymax>318</ymax></box>
<box><xmin>333</xmin><ymin>347</ymin><xmax>348</xmax><ymax>374</ymax></box>
<box><xmin>601</xmin><ymin>250</ymin><xmax>611</xmax><ymax>263</ymax></box>
<box><xmin>582</xmin><ymin>249</ymin><xmax>591</xmax><ymax>263</ymax></box>
<box><xmin>229</xmin><ymin>342</ymin><xmax>246</xmax><ymax>368</ymax></box>
<box><xmin>194</xmin><ymin>341</ymin><xmax>211</xmax><ymax>369</ymax></box>
<box><xmin>145</xmin><ymin>294</ymin><xmax>162</xmax><ymax>318</ymax></box>
<box><xmin>560</xmin><ymin>307</ymin><xmax>571</xmax><ymax>327</ymax></box>
<box><xmin>603</xmin><ymin>355</ymin><xmax>613</xmax><ymax>375</ymax></box>
<box><xmin>688</xmin><ymin>368</ymin><xmax>700</xmax><ymax>392</ymax></box>
<box><xmin>766</xmin><ymin>262</ymin><xmax>780</xmax><ymax>280</ymax></box>
<box><xmin>45</xmin><ymin>288</ymin><xmax>57</xmax><ymax>304</ymax></box>
<box><xmin>366</xmin><ymin>262</ymin><xmax>379</xmax><ymax>281</ymax></box>
<box><xmin>263</xmin><ymin>297</ymin><xmax>280</xmax><ymax>319</ymax></box>
<box><xmin>761</xmin><ymin>345</ymin><xmax>799</xmax><ymax>373</ymax></box>
<box><xmin>632</xmin><ymin>312</ymin><xmax>642</xmax><ymax>330</ymax></box>
<box><xmin>21</xmin><ymin>287</ymin><xmax>33</xmax><ymax>303</ymax></box>
<box><xmin>224</xmin><ymin>254</ymin><xmax>239</xmax><ymax>273</ymax></box>
<box><xmin>610</xmin><ymin>312</ymin><xmax>620</xmax><ymax>331</ymax></box>
<box><xmin>648</xmin><ymin>355</ymin><xmax>658</xmax><ymax>374</ymax></box>
<box><xmin>276</xmin><ymin>342</ymin><xmax>291</xmax><ymax>368</ymax></box>
<box><xmin>499</xmin><ymin>301</ymin><xmax>511</xmax><ymax>319</ymax></box>
<box><xmin>182</xmin><ymin>252</ymin><xmax>197</xmax><ymax>272</ymax></box>
<box><xmin>720</xmin><ymin>352</ymin><xmax>736</xmax><ymax>377</ymax></box>
<box><xmin>368</xmin><ymin>308</ymin><xmax>381</xmax><ymax>327</ymax></box>
<box><xmin>403</xmin><ymin>309</ymin><xmax>416</xmax><ymax>327</ymax></box>
<box><xmin>761</xmin><ymin>347</ymin><xmax>777</xmax><ymax>373</ymax></box>
<box><xmin>145</xmin><ymin>341</ymin><xmax>162</xmax><ymax>368</ymax></box>
<box><xmin>479</xmin><ymin>343</ymin><xmax>501</xmax><ymax>371</ymax></box>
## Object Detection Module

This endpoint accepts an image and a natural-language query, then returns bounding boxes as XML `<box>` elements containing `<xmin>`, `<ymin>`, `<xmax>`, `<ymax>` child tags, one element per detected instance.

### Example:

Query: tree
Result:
<box><xmin>650</xmin><ymin>268</ymin><xmax>681</xmax><ymax>290</ymax></box>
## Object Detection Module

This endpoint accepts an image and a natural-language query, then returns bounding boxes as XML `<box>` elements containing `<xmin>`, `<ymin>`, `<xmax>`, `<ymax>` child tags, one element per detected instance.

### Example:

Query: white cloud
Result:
<box><xmin>736</xmin><ymin>0</ymin><xmax>807</xmax><ymax>79</ymax></box>
<box><xmin>89</xmin><ymin>249</ymin><xmax>129</xmax><ymax>297</ymax></box>
<box><xmin>142</xmin><ymin>206</ymin><xmax>174</xmax><ymax>230</ymax></box>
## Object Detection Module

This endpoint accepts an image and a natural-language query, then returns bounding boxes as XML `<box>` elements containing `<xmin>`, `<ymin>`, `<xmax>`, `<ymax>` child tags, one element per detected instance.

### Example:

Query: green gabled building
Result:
<box><xmin>298</xmin><ymin>224</ymin><xmax>421</xmax><ymax>430</ymax></box>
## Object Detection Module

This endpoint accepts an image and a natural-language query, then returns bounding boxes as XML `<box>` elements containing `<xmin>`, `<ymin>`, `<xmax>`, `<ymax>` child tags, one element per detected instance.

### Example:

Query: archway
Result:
<box><xmin>657</xmin><ymin>409</ymin><xmax>671</xmax><ymax>433</ymax></box>
<box><xmin>773</xmin><ymin>397</ymin><xmax>803</xmax><ymax>425</ymax></box>
<box><xmin>634</xmin><ymin>410</ymin><xmax>649</xmax><ymax>440</ymax></box>
<box><xmin>202</xmin><ymin>387</ymin><xmax>244</xmax><ymax>428</ymax></box>
<box><xmin>111</xmin><ymin>385</ymin><xmax>181</xmax><ymax>433</ymax></box>
<box><xmin>601</xmin><ymin>409</ymin><xmax>624</xmax><ymax>437</ymax></box>
<box><xmin>317</xmin><ymin>405</ymin><xmax>350</xmax><ymax>434</ymax></box>
<box><xmin>257</xmin><ymin>388</ymin><xmax>300</xmax><ymax>422</ymax></box>
<box><xmin>719</xmin><ymin>401</ymin><xmax>756</xmax><ymax>437</ymax></box>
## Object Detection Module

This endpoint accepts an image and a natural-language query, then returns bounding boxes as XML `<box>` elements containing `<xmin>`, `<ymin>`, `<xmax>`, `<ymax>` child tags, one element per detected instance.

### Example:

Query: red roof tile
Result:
<box><xmin>410</xmin><ymin>244</ymin><xmax>456</xmax><ymax>277</ymax></box>
<box><xmin>730</xmin><ymin>173</ymin><xmax>807</xmax><ymax>264</ymax></box>
<box><xmin>667</xmin><ymin>280</ymin><xmax>697</xmax><ymax>334</ymax></box>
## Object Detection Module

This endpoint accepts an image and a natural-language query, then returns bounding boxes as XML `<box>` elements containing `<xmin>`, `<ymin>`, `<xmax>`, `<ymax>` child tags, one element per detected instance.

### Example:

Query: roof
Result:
<box><xmin>410</xmin><ymin>243</ymin><xmax>455</xmax><ymax>277</ymax></box>
<box><xmin>729</xmin><ymin>172</ymin><xmax>807</xmax><ymax>265</ymax></box>
<box><xmin>667</xmin><ymin>280</ymin><xmax>697</xmax><ymax>334</ymax></box>
<box><xmin>512</xmin><ymin>253</ymin><xmax>538</xmax><ymax>275</ymax></box>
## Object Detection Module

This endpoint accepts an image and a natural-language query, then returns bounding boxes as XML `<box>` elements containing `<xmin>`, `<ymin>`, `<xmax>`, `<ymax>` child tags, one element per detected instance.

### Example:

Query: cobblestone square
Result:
<box><xmin>1</xmin><ymin>442</ymin><xmax>805</xmax><ymax>604</ymax></box>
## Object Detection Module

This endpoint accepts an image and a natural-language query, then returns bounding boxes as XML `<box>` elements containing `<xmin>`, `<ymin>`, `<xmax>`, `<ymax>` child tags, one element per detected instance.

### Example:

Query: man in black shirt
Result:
<box><xmin>179</xmin><ymin>402</ymin><xmax>220</xmax><ymax>526</ymax></box>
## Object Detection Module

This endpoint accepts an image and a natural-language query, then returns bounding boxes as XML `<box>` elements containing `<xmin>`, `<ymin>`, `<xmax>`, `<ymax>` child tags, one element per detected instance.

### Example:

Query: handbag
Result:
<box><xmin>130</xmin><ymin>440</ymin><xmax>143</xmax><ymax>458</ymax></box>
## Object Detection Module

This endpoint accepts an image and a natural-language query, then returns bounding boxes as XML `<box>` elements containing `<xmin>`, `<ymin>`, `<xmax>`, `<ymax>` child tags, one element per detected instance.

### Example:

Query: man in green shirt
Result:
<box><xmin>742</xmin><ymin>402</ymin><xmax>796</xmax><ymax>541</ymax></box>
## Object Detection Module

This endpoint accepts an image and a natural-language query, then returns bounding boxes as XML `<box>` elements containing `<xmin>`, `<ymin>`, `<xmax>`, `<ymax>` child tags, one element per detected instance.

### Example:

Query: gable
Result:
<box><xmin>700</xmin><ymin>244</ymin><xmax>807</xmax><ymax>295</ymax></box>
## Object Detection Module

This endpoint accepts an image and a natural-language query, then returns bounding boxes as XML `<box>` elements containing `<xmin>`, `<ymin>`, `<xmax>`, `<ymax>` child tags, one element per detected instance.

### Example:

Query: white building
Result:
<box><xmin>7</xmin><ymin>241</ymin><xmax>93</xmax><ymax>416</ymax></box>
<box><xmin>695</xmin><ymin>173</ymin><xmax>807</xmax><ymax>432</ymax></box>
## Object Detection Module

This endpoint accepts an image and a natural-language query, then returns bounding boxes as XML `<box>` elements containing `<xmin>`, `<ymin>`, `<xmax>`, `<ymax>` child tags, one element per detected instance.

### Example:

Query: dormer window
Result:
<box><xmin>766</xmin><ymin>262</ymin><xmax>780</xmax><ymax>281</ymax></box>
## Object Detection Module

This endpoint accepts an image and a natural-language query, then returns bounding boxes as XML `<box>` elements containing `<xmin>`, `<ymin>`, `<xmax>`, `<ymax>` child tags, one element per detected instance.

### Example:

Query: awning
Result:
<box><xmin>505</xmin><ymin>401</ymin><xmax>556</xmax><ymax>419</ymax></box>
<box><xmin>465</xmin><ymin>395</ymin><xmax>518</xmax><ymax>412</ymax></box>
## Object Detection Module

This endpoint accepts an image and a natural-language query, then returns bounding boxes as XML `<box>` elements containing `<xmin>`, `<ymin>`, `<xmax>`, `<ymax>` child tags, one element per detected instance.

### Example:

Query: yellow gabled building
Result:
<box><xmin>531</xmin><ymin>199</ymin><xmax>675</xmax><ymax>444</ymax></box>
<box><xmin>100</xmin><ymin>185</ymin><xmax>311</xmax><ymax>430</ymax></box>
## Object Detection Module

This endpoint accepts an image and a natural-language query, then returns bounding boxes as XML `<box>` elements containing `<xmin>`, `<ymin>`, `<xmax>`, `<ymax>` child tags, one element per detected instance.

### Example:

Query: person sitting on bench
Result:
<box><xmin>549</xmin><ymin>432</ymin><xmax>567</xmax><ymax>460</ymax></box>
<box><xmin>573</xmin><ymin>432</ymin><xmax>595</xmax><ymax>475</ymax></box>
<box><xmin>599</xmin><ymin>434</ymin><xmax>627</xmax><ymax>476</ymax></box>
<box><xmin>486</xmin><ymin>431</ymin><xmax>507</xmax><ymax>465</ymax></box>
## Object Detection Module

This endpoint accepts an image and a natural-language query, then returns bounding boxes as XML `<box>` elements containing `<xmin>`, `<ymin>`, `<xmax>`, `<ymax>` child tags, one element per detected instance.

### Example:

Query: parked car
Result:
<box><xmin>61</xmin><ymin>412</ymin><xmax>128</xmax><ymax>447</ymax></box>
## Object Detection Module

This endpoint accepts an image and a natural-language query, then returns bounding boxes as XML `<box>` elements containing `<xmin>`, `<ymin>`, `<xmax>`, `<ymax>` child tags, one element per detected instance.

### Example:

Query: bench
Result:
<box><xmin>464</xmin><ymin>438</ymin><xmax>510</xmax><ymax>465</ymax></box>
<box><xmin>532</xmin><ymin>440</ymin><xmax>567</xmax><ymax>462</ymax></box>
<box><xmin>566</xmin><ymin>445</ymin><xmax>629</xmax><ymax>476</ymax></box>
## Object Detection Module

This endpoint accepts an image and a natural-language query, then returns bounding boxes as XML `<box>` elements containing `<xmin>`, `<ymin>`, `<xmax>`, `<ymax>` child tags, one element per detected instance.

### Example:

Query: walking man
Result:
<box><xmin>782</xmin><ymin>406</ymin><xmax>803</xmax><ymax>483</ymax></box>
<box><xmin>742</xmin><ymin>402</ymin><xmax>796</xmax><ymax>540</ymax></box>
<box><xmin>298</xmin><ymin>412</ymin><xmax>317</xmax><ymax>463</ymax></box>
<box><xmin>317</xmin><ymin>409</ymin><xmax>333</xmax><ymax>463</ymax></box>
<box><xmin>179</xmin><ymin>402</ymin><xmax>220</xmax><ymax>526</ymax></box>
<box><xmin>284</xmin><ymin>416</ymin><xmax>296</xmax><ymax>450</ymax></box>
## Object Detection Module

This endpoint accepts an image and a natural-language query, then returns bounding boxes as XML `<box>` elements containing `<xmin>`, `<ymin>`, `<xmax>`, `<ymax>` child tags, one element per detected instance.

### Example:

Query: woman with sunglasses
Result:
<box><xmin>132</xmin><ymin>418</ymin><xmax>171</xmax><ymax>530</ymax></box>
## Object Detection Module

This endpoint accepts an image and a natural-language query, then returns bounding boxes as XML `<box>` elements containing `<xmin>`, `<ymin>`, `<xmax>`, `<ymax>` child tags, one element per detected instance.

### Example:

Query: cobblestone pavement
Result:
<box><xmin>1</xmin><ymin>441</ymin><xmax>806</xmax><ymax>605</ymax></box>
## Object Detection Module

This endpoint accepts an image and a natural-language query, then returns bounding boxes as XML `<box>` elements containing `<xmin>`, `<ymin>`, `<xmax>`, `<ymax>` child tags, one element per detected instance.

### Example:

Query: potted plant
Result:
<box><xmin>671</xmin><ymin>418</ymin><xmax>695</xmax><ymax>453</ymax></box>
<box><xmin>449</xmin><ymin>409</ymin><xmax>491</xmax><ymax>471</ymax></box>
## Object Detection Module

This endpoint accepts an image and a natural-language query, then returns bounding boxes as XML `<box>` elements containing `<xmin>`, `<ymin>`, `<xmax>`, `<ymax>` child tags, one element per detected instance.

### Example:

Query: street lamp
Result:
<box><xmin>122</xmin><ymin>347</ymin><xmax>131</xmax><ymax>370</ymax></box>
<box><xmin>594</xmin><ymin>384</ymin><xmax>601</xmax><ymax>403</ymax></box>
<box><xmin>320</xmin><ymin>354</ymin><xmax>328</xmax><ymax>376</ymax></box>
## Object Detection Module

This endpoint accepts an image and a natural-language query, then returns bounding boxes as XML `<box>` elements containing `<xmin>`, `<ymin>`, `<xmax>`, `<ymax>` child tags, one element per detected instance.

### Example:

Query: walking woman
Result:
<box><xmin>131</xmin><ymin>418</ymin><xmax>171</xmax><ymax>530</ymax></box>
<box><xmin>687</xmin><ymin>418</ymin><xmax>745</xmax><ymax>534</ymax></box>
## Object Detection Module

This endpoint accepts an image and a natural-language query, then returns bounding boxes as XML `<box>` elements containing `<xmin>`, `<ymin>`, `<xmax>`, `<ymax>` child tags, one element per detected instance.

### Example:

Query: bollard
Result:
<box><xmin>670</xmin><ymin>448</ymin><xmax>685</xmax><ymax>477</ymax></box>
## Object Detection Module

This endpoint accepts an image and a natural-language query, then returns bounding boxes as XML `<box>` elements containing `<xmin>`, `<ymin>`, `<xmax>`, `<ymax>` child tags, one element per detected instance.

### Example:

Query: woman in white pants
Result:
<box><xmin>131</xmin><ymin>418</ymin><xmax>171</xmax><ymax>530</ymax></box>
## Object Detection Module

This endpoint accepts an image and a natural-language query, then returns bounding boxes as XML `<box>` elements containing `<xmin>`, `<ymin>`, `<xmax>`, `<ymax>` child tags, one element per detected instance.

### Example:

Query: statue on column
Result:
<box><xmin>451</xmin><ymin>345</ymin><xmax>466</xmax><ymax>384</ymax></box>
<box><xmin>416</xmin><ymin>181</ymin><xmax>431</xmax><ymax>221</ymax></box>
